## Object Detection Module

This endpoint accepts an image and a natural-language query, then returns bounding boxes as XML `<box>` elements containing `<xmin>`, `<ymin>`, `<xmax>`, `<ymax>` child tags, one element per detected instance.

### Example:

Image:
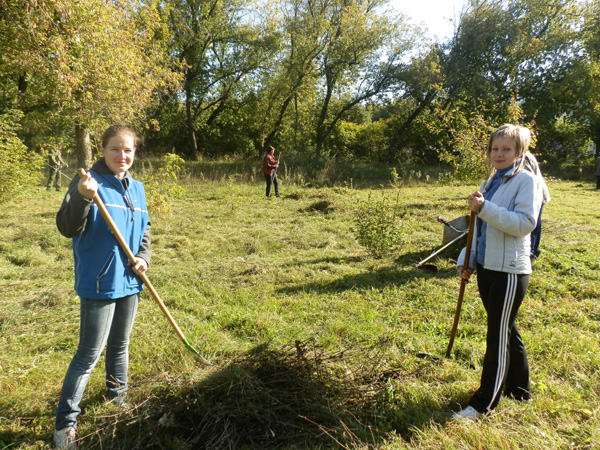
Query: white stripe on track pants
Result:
<box><xmin>469</xmin><ymin>264</ymin><xmax>532</xmax><ymax>414</ymax></box>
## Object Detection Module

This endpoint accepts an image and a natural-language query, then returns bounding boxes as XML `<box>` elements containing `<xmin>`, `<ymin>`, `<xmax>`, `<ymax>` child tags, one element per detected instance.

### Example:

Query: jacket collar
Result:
<box><xmin>483</xmin><ymin>164</ymin><xmax>520</xmax><ymax>192</ymax></box>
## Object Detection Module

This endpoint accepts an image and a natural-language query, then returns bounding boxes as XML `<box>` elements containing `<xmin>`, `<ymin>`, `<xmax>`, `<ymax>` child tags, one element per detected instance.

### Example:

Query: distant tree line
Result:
<box><xmin>1</xmin><ymin>0</ymin><xmax>598</xmax><ymax>178</ymax></box>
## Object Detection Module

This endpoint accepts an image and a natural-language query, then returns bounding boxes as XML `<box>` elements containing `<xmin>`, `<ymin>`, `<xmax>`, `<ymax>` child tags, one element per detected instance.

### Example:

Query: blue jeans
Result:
<box><xmin>55</xmin><ymin>294</ymin><xmax>139</xmax><ymax>430</ymax></box>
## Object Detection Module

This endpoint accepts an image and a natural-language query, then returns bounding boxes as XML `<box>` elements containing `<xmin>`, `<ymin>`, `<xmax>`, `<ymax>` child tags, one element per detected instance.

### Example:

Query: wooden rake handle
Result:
<box><xmin>445</xmin><ymin>210</ymin><xmax>477</xmax><ymax>358</ymax></box>
<box><xmin>77</xmin><ymin>169</ymin><xmax>187</xmax><ymax>343</ymax></box>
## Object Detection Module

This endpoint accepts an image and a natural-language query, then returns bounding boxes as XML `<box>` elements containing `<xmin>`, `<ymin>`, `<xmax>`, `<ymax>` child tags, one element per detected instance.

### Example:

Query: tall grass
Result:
<box><xmin>0</xmin><ymin>168</ymin><xmax>598</xmax><ymax>449</ymax></box>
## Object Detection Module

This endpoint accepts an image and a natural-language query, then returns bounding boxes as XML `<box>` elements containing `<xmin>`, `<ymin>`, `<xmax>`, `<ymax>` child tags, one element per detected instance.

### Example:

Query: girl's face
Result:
<box><xmin>489</xmin><ymin>136</ymin><xmax>519</xmax><ymax>170</ymax></box>
<box><xmin>101</xmin><ymin>134</ymin><xmax>135</xmax><ymax>176</ymax></box>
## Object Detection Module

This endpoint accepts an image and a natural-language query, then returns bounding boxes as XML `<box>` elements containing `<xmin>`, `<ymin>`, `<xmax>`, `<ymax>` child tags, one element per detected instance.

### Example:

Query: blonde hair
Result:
<box><xmin>518</xmin><ymin>126</ymin><xmax>531</xmax><ymax>151</ymax></box>
<box><xmin>487</xmin><ymin>124</ymin><xmax>530</xmax><ymax>175</ymax></box>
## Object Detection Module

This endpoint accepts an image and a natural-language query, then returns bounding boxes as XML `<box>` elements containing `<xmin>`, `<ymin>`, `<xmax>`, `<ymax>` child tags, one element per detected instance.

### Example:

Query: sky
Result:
<box><xmin>388</xmin><ymin>0</ymin><xmax>467</xmax><ymax>41</ymax></box>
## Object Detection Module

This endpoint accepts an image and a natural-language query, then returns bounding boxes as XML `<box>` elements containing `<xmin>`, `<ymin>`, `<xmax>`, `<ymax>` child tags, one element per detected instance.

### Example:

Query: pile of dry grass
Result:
<box><xmin>90</xmin><ymin>338</ymin><xmax>414</xmax><ymax>449</ymax></box>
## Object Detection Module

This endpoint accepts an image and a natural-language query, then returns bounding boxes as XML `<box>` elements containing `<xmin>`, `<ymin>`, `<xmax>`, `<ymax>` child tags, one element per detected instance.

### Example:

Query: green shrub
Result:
<box><xmin>140</xmin><ymin>153</ymin><xmax>185</xmax><ymax>216</ymax></box>
<box><xmin>353</xmin><ymin>191</ymin><xmax>413</xmax><ymax>258</ymax></box>
<box><xmin>0</xmin><ymin>110</ymin><xmax>44</xmax><ymax>203</ymax></box>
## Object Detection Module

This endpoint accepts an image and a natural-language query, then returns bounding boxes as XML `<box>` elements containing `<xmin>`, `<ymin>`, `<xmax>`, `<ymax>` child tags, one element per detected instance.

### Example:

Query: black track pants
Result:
<box><xmin>469</xmin><ymin>264</ymin><xmax>531</xmax><ymax>413</ymax></box>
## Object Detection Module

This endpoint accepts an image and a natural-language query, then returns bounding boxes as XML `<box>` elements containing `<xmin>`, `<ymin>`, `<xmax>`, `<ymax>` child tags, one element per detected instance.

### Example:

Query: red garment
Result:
<box><xmin>262</xmin><ymin>152</ymin><xmax>278</xmax><ymax>176</ymax></box>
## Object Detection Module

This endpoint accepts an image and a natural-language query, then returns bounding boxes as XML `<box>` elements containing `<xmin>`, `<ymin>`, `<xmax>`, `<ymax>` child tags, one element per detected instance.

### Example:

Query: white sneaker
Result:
<box><xmin>53</xmin><ymin>426</ymin><xmax>77</xmax><ymax>449</ymax></box>
<box><xmin>451</xmin><ymin>406</ymin><xmax>483</xmax><ymax>420</ymax></box>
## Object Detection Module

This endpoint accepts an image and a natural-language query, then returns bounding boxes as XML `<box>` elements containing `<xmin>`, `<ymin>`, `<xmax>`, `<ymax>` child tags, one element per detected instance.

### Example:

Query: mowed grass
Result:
<box><xmin>0</xmin><ymin>168</ymin><xmax>599</xmax><ymax>450</ymax></box>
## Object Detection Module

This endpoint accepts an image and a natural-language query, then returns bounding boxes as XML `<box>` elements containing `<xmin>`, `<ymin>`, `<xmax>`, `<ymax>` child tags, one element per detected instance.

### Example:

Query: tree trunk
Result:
<box><xmin>185</xmin><ymin>86</ymin><xmax>198</xmax><ymax>160</ymax></box>
<box><xmin>593</xmin><ymin>122</ymin><xmax>600</xmax><ymax>161</ymax></box>
<box><xmin>75</xmin><ymin>123</ymin><xmax>92</xmax><ymax>170</ymax></box>
<box><xmin>315</xmin><ymin>80</ymin><xmax>334</xmax><ymax>160</ymax></box>
<box><xmin>261</xmin><ymin>90</ymin><xmax>298</xmax><ymax>156</ymax></box>
<box><xmin>385</xmin><ymin>89</ymin><xmax>438</xmax><ymax>162</ymax></box>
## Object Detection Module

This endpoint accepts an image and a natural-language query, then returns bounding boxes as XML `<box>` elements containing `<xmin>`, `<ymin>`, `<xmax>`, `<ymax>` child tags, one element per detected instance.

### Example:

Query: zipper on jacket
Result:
<box><xmin>123</xmin><ymin>192</ymin><xmax>135</xmax><ymax>221</ymax></box>
<box><xmin>120</xmin><ymin>178</ymin><xmax>135</xmax><ymax>222</ymax></box>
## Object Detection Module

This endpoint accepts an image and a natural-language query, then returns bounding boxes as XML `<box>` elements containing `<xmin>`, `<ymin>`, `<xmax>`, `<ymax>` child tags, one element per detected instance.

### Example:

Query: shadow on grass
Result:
<box><xmin>85</xmin><ymin>339</ymin><xmax>454</xmax><ymax>450</ymax></box>
<box><xmin>276</xmin><ymin>250</ymin><xmax>459</xmax><ymax>295</ymax></box>
<box><xmin>0</xmin><ymin>390</ymin><xmax>117</xmax><ymax>450</ymax></box>
<box><xmin>0</xmin><ymin>417</ymin><xmax>48</xmax><ymax>450</ymax></box>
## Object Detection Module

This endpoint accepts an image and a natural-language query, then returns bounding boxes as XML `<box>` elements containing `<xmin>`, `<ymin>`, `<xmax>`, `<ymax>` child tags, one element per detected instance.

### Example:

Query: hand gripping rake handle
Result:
<box><xmin>77</xmin><ymin>169</ymin><xmax>209</xmax><ymax>364</ymax></box>
<box><xmin>445</xmin><ymin>210</ymin><xmax>476</xmax><ymax>358</ymax></box>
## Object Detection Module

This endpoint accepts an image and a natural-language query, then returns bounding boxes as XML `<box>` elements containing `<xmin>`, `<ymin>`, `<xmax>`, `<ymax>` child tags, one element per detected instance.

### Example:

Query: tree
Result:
<box><xmin>167</xmin><ymin>0</ymin><xmax>278</xmax><ymax>159</ymax></box>
<box><xmin>249</xmin><ymin>0</ymin><xmax>323</xmax><ymax>156</ymax></box>
<box><xmin>0</xmin><ymin>110</ymin><xmax>43</xmax><ymax>203</ymax></box>
<box><xmin>249</xmin><ymin>0</ymin><xmax>416</xmax><ymax>160</ymax></box>
<box><xmin>439</xmin><ymin>0</ymin><xmax>593</xmax><ymax>163</ymax></box>
<box><xmin>576</xmin><ymin>0</ymin><xmax>600</xmax><ymax>158</ymax></box>
<box><xmin>312</xmin><ymin>0</ymin><xmax>414</xmax><ymax>159</ymax></box>
<box><xmin>385</xmin><ymin>47</ymin><xmax>445</xmax><ymax>161</ymax></box>
<box><xmin>0</xmin><ymin>0</ymin><xmax>180</xmax><ymax>168</ymax></box>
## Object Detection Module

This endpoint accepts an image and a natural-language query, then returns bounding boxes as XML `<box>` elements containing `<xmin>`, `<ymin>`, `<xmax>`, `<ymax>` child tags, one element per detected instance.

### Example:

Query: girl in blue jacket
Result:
<box><xmin>453</xmin><ymin>124</ymin><xmax>542</xmax><ymax>420</ymax></box>
<box><xmin>53</xmin><ymin>125</ymin><xmax>150</xmax><ymax>449</ymax></box>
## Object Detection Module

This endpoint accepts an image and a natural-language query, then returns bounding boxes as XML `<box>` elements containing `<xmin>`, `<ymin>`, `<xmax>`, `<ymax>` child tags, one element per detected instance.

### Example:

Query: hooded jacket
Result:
<box><xmin>56</xmin><ymin>159</ymin><xmax>151</xmax><ymax>299</ymax></box>
<box><xmin>457</xmin><ymin>166</ymin><xmax>542</xmax><ymax>275</ymax></box>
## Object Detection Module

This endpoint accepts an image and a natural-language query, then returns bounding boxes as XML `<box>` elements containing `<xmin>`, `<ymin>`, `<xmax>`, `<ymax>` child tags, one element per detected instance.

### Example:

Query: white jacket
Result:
<box><xmin>457</xmin><ymin>168</ymin><xmax>542</xmax><ymax>275</ymax></box>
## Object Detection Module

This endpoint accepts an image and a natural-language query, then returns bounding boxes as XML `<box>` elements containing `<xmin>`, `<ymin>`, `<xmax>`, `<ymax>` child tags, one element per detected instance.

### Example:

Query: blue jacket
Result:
<box><xmin>57</xmin><ymin>160</ymin><xmax>151</xmax><ymax>299</ymax></box>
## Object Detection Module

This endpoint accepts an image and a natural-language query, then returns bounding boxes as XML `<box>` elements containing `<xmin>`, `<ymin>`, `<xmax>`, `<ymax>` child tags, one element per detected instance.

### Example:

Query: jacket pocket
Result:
<box><xmin>96</xmin><ymin>251</ymin><xmax>116</xmax><ymax>293</ymax></box>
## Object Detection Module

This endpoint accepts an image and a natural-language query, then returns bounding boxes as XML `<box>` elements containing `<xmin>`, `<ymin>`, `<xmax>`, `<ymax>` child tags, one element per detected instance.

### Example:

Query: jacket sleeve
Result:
<box><xmin>56</xmin><ymin>175</ymin><xmax>93</xmax><ymax>238</ymax></box>
<box><xmin>456</xmin><ymin>221</ymin><xmax>478</xmax><ymax>270</ymax></box>
<box><xmin>136</xmin><ymin>220</ymin><xmax>151</xmax><ymax>266</ymax></box>
<box><xmin>456</xmin><ymin>247</ymin><xmax>467</xmax><ymax>268</ymax></box>
<box><xmin>478</xmin><ymin>173</ymin><xmax>541</xmax><ymax>238</ymax></box>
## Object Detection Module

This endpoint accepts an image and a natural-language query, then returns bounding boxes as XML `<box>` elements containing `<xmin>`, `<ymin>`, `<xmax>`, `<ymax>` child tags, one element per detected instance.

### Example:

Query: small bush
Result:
<box><xmin>141</xmin><ymin>153</ymin><xmax>185</xmax><ymax>216</ymax></box>
<box><xmin>0</xmin><ymin>110</ymin><xmax>44</xmax><ymax>203</ymax></box>
<box><xmin>353</xmin><ymin>191</ymin><xmax>413</xmax><ymax>258</ymax></box>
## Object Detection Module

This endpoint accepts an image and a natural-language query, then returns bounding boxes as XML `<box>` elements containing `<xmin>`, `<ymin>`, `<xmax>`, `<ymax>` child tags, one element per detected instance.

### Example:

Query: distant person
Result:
<box><xmin>519</xmin><ymin>127</ymin><xmax>550</xmax><ymax>259</ymax></box>
<box><xmin>596</xmin><ymin>154</ymin><xmax>600</xmax><ymax>190</ymax></box>
<box><xmin>47</xmin><ymin>146</ymin><xmax>67</xmax><ymax>191</ymax></box>
<box><xmin>53</xmin><ymin>125</ymin><xmax>151</xmax><ymax>450</ymax></box>
<box><xmin>453</xmin><ymin>123</ymin><xmax>542</xmax><ymax>421</ymax></box>
<box><xmin>262</xmin><ymin>145</ymin><xmax>280</xmax><ymax>198</ymax></box>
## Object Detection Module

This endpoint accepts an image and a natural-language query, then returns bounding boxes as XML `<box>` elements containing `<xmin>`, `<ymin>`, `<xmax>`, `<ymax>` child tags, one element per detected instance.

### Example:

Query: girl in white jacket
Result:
<box><xmin>453</xmin><ymin>124</ymin><xmax>542</xmax><ymax>420</ymax></box>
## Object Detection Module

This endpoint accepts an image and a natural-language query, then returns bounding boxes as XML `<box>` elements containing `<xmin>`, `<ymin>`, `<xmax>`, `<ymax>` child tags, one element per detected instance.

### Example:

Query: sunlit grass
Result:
<box><xmin>0</xmin><ymin>173</ymin><xmax>598</xmax><ymax>449</ymax></box>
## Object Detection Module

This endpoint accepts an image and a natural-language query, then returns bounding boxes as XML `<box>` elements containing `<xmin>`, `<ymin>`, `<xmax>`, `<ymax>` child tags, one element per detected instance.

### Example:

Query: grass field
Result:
<box><xmin>0</xmin><ymin>165</ymin><xmax>599</xmax><ymax>449</ymax></box>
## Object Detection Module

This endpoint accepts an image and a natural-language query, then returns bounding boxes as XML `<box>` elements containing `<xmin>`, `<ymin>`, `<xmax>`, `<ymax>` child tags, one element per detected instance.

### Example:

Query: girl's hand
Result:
<box><xmin>467</xmin><ymin>191</ymin><xmax>484</xmax><ymax>212</ymax></box>
<box><xmin>129</xmin><ymin>257</ymin><xmax>148</xmax><ymax>276</ymax></box>
<box><xmin>457</xmin><ymin>265</ymin><xmax>473</xmax><ymax>281</ymax></box>
<box><xmin>78</xmin><ymin>172</ymin><xmax>98</xmax><ymax>199</ymax></box>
